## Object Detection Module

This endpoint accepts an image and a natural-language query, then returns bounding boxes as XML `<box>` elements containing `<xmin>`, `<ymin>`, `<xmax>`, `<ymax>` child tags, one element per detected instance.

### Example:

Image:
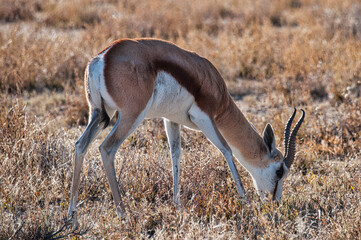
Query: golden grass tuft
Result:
<box><xmin>0</xmin><ymin>0</ymin><xmax>40</xmax><ymax>22</ymax></box>
<box><xmin>42</xmin><ymin>0</ymin><xmax>102</xmax><ymax>29</ymax></box>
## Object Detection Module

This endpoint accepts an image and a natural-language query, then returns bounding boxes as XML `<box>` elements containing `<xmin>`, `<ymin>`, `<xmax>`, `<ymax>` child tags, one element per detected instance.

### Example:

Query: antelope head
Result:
<box><xmin>253</xmin><ymin>108</ymin><xmax>305</xmax><ymax>202</ymax></box>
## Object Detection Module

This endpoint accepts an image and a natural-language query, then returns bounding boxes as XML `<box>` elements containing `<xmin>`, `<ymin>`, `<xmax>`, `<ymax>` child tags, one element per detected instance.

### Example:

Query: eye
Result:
<box><xmin>276</xmin><ymin>167</ymin><xmax>284</xmax><ymax>179</ymax></box>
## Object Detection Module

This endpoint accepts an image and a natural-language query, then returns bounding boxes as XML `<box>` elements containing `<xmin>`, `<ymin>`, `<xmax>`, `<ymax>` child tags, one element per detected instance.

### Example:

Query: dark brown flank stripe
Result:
<box><xmin>153</xmin><ymin>59</ymin><xmax>218</xmax><ymax>115</ymax></box>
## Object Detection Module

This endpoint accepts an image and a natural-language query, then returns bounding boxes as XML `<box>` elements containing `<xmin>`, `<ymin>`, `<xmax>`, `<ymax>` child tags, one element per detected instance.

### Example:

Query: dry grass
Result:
<box><xmin>0</xmin><ymin>0</ymin><xmax>360</xmax><ymax>239</ymax></box>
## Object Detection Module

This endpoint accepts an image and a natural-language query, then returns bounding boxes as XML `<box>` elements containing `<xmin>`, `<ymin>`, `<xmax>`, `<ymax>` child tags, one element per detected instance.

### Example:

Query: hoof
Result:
<box><xmin>68</xmin><ymin>210</ymin><xmax>78</xmax><ymax>231</ymax></box>
<box><xmin>116</xmin><ymin>206</ymin><xmax>127</xmax><ymax>222</ymax></box>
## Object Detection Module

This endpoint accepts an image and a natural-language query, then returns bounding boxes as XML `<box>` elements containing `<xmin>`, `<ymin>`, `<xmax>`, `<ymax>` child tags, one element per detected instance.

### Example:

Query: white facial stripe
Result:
<box><xmin>232</xmin><ymin>147</ymin><xmax>283</xmax><ymax>199</ymax></box>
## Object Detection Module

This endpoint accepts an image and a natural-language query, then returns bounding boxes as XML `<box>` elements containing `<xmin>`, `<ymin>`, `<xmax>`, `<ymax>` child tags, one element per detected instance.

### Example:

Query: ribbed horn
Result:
<box><xmin>284</xmin><ymin>108</ymin><xmax>297</xmax><ymax>156</ymax></box>
<box><xmin>284</xmin><ymin>109</ymin><xmax>305</xmax><ymax>169</ymax></box>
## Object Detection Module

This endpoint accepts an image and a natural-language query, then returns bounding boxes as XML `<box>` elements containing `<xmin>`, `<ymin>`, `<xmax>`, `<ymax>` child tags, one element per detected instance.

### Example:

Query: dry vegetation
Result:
<box><xmin>0</xmin><ymin>0</ymin><xmax>360</xmax><ymax>239</ymax></box>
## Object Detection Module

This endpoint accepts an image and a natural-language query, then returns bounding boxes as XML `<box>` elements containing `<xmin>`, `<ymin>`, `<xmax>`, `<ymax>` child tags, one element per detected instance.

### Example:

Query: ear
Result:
<box><xmin>263</xmin><ymin>123</ymin><xmax>277</xmax><ymax>158</ymax></box>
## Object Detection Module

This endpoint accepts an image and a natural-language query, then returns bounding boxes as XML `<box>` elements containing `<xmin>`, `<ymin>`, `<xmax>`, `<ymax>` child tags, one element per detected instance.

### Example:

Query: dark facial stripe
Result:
<box><xmin>272</xmin><ymin>180</ymin><xmax>279</xmax><ymax>201</ymax></box>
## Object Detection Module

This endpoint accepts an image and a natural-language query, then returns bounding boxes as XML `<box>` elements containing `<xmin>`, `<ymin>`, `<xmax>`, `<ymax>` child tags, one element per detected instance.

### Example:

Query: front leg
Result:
<box><xmin>164</xmin><ymin>119</ymin><xmax>181</xmax><ymax>205</ymax></box>
<box><xmin>188</xmin><ymin>104</ymin><xmax>246</xmax><ymax>198</ymax></box>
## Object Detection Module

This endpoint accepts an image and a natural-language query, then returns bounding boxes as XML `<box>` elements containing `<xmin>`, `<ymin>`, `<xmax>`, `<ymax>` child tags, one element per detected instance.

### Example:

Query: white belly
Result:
<box><xmin>145</xmin><ymin>71</ymin><xmax>199</xmax><ymax>130</ymax></box>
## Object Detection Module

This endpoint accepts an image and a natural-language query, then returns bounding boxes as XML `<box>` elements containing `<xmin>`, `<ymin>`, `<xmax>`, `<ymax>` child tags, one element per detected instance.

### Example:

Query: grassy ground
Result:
<box><xmin>0</xmin><ymin>0</ymin><xmax>360</xmax><ymax>239</ymax></box>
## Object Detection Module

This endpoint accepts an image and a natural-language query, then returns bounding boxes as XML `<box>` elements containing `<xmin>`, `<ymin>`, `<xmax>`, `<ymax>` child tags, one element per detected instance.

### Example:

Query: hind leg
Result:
<box><xmin>68</xmin><ymin>109</ymin><xmax>108</xmax><ymax>222</ymax></box>
<box><xmin>99</xmin><ymin>109</ymin><xmax>147</xmax><ymax>218</ymax></box>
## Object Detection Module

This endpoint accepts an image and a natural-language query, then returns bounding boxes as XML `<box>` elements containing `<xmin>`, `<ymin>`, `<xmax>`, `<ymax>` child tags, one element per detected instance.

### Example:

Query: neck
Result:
<box><xmin>215</xmin><ymin>98</ymin><xmax>267</xmax><ymax>168</ymax></box>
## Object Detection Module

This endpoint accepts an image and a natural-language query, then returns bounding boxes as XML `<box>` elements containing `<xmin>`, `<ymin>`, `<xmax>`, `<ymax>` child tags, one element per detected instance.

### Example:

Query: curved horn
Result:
<box><xmin>284</xmin><ymin>109</ymin><xmax>305</xmax><ymax>169</ymax></box>
<box><xmin>284</xmin><ymin>108</ymin><xmax>297</xmax><ymax>156</ymax></box>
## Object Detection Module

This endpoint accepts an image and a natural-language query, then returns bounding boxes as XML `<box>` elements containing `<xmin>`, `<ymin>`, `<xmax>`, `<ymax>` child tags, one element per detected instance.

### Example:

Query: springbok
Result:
<box><xmin>68</xmin><ymin>38</ymin><xmax>305</xmax><ymax>221</ymax></box>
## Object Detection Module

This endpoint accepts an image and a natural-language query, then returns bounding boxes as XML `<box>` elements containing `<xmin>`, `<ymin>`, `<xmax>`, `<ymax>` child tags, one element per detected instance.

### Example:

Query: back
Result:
<box><xmin>102</xmin><ymin>38</ymin><xmax>232</xmax><ymax>116</ymax></box>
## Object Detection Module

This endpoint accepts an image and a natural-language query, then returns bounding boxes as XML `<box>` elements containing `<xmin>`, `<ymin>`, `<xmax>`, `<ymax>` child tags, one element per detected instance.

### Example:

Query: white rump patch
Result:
<box><xmin>86</xmin><ymin>47</ymin><xmax>118</xmax><ymax>117</ymax></box>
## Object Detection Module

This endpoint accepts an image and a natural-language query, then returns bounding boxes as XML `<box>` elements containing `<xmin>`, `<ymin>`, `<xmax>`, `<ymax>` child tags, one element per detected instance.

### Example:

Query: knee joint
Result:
<box><xmin>75</xmin><ymin>140</ymin><xmax>87</xmax><ymax>157</ymax></box>
<box><xmin>99</xmin><ymin>143</ymin><xmax>113</xmax><ymax>159</ymax></box>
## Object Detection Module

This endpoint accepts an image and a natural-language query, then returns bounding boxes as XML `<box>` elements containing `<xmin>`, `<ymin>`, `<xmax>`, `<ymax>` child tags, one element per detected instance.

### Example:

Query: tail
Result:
<box><xmin>100</xmin><ymin>98</ymin><xmax>110</xmax><ymax>128</ymax></box>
